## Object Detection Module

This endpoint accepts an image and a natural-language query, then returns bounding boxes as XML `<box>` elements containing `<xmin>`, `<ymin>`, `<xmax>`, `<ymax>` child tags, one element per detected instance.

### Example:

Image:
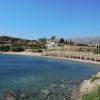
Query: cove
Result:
<box><xmin>0</xmin><ymin>54</ymin><xmax>100</xmax><ymax>100</ymax></box>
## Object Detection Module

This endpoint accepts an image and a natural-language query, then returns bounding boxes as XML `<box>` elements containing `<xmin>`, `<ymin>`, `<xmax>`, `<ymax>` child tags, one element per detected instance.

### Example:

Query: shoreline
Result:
<box><xmin>0</xmin><ymin>51</ymin><xmax>100</xmax><ymax>65</ymax></box>
<box><xmin>43</xmin><ymin>56</ymin><xmax>100</xmax><ymax>65</ymax></box>
<box><xmin>0</xmin><ymin>51</ymin><xmax>41</xmax><ymax>56</ymax></box>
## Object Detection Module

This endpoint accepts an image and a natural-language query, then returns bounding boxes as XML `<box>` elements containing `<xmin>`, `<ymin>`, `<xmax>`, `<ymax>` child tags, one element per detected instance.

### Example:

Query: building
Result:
<box><xmin>46</xmin><ymin>38</ymin><xmax>59</xmax><ymax>50</ymax></box>
<box><xmin>3</xmin><ymin>40</ymin><xmax>12</xmax><ymax>46</ymax></box>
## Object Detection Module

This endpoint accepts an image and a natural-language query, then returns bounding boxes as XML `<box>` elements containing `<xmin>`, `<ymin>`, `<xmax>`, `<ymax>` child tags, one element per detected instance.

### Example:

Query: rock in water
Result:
<box><xmin>20</xmin><ymin>93</ymin><xmax>29</xmax><ymax>99</ymax></box>
<box><xmin>3</xmin><ymin>91</ymin><xmax>16</xmax><ymax>100</ymax></box>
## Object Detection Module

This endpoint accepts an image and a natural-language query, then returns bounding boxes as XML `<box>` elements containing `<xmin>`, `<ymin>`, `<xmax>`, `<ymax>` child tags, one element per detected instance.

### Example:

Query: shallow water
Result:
<box><xmin>0</xmin><ymin>55</ymin><xmax>100</xmax><ymax>100</ymax></box>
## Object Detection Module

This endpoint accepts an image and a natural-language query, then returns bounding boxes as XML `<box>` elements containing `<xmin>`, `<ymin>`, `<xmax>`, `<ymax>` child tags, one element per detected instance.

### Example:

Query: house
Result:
<box><xmin>46</xmin><ymin>38</ymin><xmax>59</xmax><ymax>50</ymax></box>
<box><xmin>3</xmin><ymin>40</ymin><xmax>12</xmax><ymax>46</ymax></box>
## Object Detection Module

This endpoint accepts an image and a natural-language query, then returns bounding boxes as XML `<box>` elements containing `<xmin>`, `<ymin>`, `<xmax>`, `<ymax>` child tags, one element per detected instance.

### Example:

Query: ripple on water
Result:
<box><xmin>0</xmin><ymin>55</ymin><xmax>100</xmax><ymax>100</ymax></box>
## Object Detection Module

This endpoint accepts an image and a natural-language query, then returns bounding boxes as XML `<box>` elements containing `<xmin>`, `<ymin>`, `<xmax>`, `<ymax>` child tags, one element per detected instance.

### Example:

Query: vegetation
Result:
<box><xmin>32</xmin><ymin>48</ymin><xmax>43</xmax><ymax>52</ymax></box>
<box><xmin>65</xmin><ymin>39</ymin><xmax>69</xmax><ymax>44</ymax></box>
<box><xmin>51</xmin><ymin>36</ymin><xmax>56</xmax><ymax>40</ymax></box>
<box><xmin>32</xmin><ymin>44</ymin><xmax>44</xmax><ymax>52</ymax></box>
<box><xmin>32</xmin><ymin>46</ymin><xmax>43</xmax><ymax>52</ymax></box>
<box><xmin>0</xmin><ymin>45</ymin><xmax>10</xmax><ymax>52</ymax></box>
<box><xmin>0</xmin><ymin>36</ymin><xmax>21</xmax><ymax>42</ymax></box>
<box><xmin>0</xmin><ymin>35</ymin><xmax>100</xmax><ymax>54</ymax></box>
<box><xmin>0</xmin><ymin>36</ymin><xmax>46</xmax><ymax>52</ymax></box>
<box><xmin>93</xmin><ymin>49</ymin><xmax>100</xmax><ymax>54</ymax></box>
<box><xmin>38</xmin><ymin>38</ymin><xmax>47</xmax><ymax>44</ymax></box>
<box><xmin>58</xmin><ymin>38</ymin><xmax>75</xmax><ymax>45</ymax></box>
<box><xmin>11</xmin><ymin>46</ymin><xmax>25</xmax><ymax>52</ymax></box>
<box><xmin>82</xmin><ymin>87</ymin><xmax>100</xmax><ymax>100</ymax></box>
<box><xmin>93</xmin><ymin>45</ymin><xmax>100</xmax><ymax>54</ymax></box>
<box><xmin>69</xmin><ymin>39</ymin><xmax>75</xmax><ymax>45</ymax></box>
<box><xmin>59</xmin><ymin>38</ymin><xmax>65</xmax><ymax>44</ymax></box>
<box><xmin>76</xmin><ymin>43</ymin><xmax>88</xmax><ymax>46</ymax></box>
<box><xmin>78</xmin><ymin>47</ymin><xmax>100</xmax><ymax>54</ymax></box>
<box><xmin>90</xmin><ymin>76</ymin><xmax>100</xmax><ymax>83</ymax></box>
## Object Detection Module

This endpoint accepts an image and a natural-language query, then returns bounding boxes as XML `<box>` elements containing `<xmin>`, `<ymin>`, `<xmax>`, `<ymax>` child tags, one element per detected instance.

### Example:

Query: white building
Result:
<box><xmin>46</xmin><ymin>38</ymin><xmax>58</xmax><ymax>50</ymax></box>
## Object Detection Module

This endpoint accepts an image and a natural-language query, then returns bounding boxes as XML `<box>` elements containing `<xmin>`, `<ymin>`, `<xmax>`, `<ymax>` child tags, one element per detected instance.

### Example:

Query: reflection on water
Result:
<box><xmin>0</xmin><ymin>55</ymin><xmax>100</xmax><ymax>100</ymax></box>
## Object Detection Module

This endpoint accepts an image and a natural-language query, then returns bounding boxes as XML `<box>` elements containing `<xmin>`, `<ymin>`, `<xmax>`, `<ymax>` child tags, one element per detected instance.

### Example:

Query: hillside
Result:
<box><xmin>73</xmin><ymin>36</ymin><xmax>100</xmax><ymax>44</ymax></box>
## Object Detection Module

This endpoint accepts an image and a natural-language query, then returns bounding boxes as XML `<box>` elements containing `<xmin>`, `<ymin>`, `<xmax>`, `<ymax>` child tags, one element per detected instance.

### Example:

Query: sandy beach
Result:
<box><xmin>43</xmin><ymin>56</ymin><xmax>100</xmax><ymax>65</ymax></box>
<box><xmin>0</xmin><ymin>51</ymin><xmax>41</xmax><ymax>56</ymax></box>
<box><xmin>0</xmin><ymin>51</ymin><xmax>100</xmax><ymax>65</ymax></box>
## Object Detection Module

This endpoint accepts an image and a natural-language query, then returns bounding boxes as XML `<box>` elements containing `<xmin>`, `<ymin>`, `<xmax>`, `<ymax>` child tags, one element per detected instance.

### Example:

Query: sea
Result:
<box><xmin>0</xmin><ymin>54</ymin><xmax>100</xmax><ymax>100</ymax></box>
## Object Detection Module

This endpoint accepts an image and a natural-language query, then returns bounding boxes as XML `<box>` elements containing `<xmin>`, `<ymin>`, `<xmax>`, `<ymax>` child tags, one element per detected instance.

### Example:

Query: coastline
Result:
<box><xmin>43</xmin><ymin>56</ymin><xmax>100</xmax><ymax>65</ymax></box>
<box><xmin>0</xmin><ymin>51</ymin><xmax>41</xmax><ymax>56</ymax></box>
<box><xmin>0</xmin><ymin>51</ymin><xmax>100</xmax><ymax>65</ymax></box>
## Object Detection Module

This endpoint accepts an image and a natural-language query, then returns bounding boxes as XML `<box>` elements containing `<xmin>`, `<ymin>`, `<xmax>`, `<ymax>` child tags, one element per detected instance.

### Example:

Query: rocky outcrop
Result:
<box><xmin>3</xmin><ymin>91</ymin><xmax>29</xmax><ymax>100</ymax></box>
<box><xmin>3</xmin><ymin>91</ymin><xmax>16</xmax><ymax>100</ymax></box>
<box><xmin>2</xmin><ymin>73</ymin><xmax>100</xmax><ymax>100</ymax></box>
<box><xmin>77</xmin><ymin>72</ymin><xmax>100</xmax><ymax>100</ymax></box>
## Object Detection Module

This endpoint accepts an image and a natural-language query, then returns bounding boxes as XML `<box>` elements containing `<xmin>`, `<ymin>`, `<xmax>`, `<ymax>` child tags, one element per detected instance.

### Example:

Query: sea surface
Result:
<box><xmin>0</xmin><ymin>54</ymin><xmax>100</xmax><ymax>100</ymax></box>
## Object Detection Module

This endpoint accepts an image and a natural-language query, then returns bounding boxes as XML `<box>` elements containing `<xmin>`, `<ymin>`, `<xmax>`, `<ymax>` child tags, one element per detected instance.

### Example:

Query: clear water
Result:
<box><xmin>0</xmin><ymin>54</ymin><xmax>100</xmax><ymax>100</ymax></box>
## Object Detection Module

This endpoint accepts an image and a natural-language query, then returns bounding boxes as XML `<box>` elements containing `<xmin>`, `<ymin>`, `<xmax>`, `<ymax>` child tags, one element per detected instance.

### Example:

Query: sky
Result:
<box><xmin>0</xmin><ymin>0</ymin><xmax>100</xmax><ymax>39</ymax></box>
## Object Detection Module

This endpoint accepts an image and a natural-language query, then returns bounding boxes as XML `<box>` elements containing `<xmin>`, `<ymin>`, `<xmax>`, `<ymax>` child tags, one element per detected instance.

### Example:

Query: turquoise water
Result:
<box><xmin>0</xmin><ymin>55</ymin><xmax>100</xmax><ymax>100</ymax></box>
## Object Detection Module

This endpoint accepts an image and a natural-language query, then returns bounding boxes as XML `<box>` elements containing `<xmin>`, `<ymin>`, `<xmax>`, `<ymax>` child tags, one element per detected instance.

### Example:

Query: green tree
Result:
<box><xmin>69</xmin><ymin>39</ymin><xmax>74</xmax><ymax>45</ymax></box>
<box><xmin>65</xmin><ymin>39</ymin><xmax>69</xmax><ymax>44</ymax></box>
<box><xmin>51</xmin><ymin>36</ymin><xmax>56</xmax><ymax>40</ymax></box>
<box><xmin>59</xmin><ymin>38</ymin><xmax>65</xmax><ymax>44</ymax></box>
<box><xmin>11</xmin><ymin>46</ymin><xmax>25</xmax><ymax>52</ymax></box>
<box><xmin>0</xmin><ymin>45</ymin><xmax>10</xmax><ymax>52</ymax></box>
<box><xmin>38</xmin><ymin>38</ymin><xmax>47</xmax><ymax>43</ymax></box>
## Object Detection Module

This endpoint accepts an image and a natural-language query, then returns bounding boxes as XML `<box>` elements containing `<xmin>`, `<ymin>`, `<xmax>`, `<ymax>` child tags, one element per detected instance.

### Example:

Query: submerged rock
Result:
<box><xmin>20</xmin><ymin>93</ymin><xmax>29</xmax><ymax>99</ymax></box>
<box><xmin>3</xmin><ymin>91</ymin><xmax>16</xmax><ymax>100</ymax></box>
<box><xmin>2</xmin><ymin>78</ymin><xmax>82</xmax><ymax>100</ymax></box>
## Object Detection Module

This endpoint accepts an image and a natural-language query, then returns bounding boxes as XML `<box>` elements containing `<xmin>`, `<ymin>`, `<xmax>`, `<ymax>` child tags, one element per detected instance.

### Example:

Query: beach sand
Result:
<box><xmin>0</xmin><ymin>51</ymin><xmax>100</xmax><ymax>65</ymax></box>
<box><xmin>43</xmin><ymin>56</ymin><xmax>100</xmax><ymax>65</ymax></box>
<box><xmin>0</xmin><ymin>51</ymin><xmax>41</xmax><ymax>56</ymax></box>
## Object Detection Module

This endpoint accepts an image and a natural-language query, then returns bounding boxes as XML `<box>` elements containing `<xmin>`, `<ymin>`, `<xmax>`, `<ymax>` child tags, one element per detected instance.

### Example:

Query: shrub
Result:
<box><xmin>0</xmin><ymin>45</ymin><xmax>10</xmax><ymax>52</ymax></box>
<box><xmin>32</xmin><ymin>48</ymin><xmax>43</xmax><ymax>52</ymax></box>
<box><xmin>11</xmin><ymin>46</ymin><xmax>25</xmax><ymax>52</ymax></box>
<box><xmin>90</xmin><ymin>76</ymin><xmax>100</xmax><ymax>83</ymax></box>
<box><xmin>38</xmin><ymin>49</ymin><xmax>43</xmax><ymax>52</ymax></box>
<box><xmin>82</xmin><ymin>87</ymin><xmax>100</xmax><ymax>100</ymax></box>
<box><xmin>93</xmin><ymin>49</ymin><xmax>100</xmax><ymax>54</ymax></box>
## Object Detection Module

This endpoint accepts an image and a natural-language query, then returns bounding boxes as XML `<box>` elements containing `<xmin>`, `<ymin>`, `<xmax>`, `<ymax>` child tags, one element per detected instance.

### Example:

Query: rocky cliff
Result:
<box><xmin>72</xmin><ymin>72</ymin><xmax>100</xmax><ymax>100</ymax></box>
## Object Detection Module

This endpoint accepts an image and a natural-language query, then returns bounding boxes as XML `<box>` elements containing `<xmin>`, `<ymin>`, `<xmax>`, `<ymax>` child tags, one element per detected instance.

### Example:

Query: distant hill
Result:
<box><xmin>72</xmin><ymin>36</ymin><xmax>100</xmax><ymax>44</ymax></box>
<box><xmin>0</xmin><ymin>36</ymin><xmax>21</xmax><ymax>41</ymax></box>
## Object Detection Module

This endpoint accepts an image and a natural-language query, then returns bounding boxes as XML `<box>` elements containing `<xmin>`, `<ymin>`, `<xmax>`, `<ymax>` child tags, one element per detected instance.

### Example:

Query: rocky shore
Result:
<box><xmin>72</xmin><ymin>72</ymin><xmax>100</xmax><ymax>100</ymax></box>
<box><xmin>1</xmin><ymin>51</ymin><xmax>100</xmax><ymax>65</ymax></box>
<box><xmin>1</xmin><ymin>72</ymin><xmax>100</xmax><ymax>100</ymax></box>
<box><xmin>42</xmin><ymin>51</ymin><xmax>100</xmax><ymax>65</ymax></box>
<box><xmin>1</xmin><ymin>78</ymin><xmax>81</xmax><ymax>100</ymax></box>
